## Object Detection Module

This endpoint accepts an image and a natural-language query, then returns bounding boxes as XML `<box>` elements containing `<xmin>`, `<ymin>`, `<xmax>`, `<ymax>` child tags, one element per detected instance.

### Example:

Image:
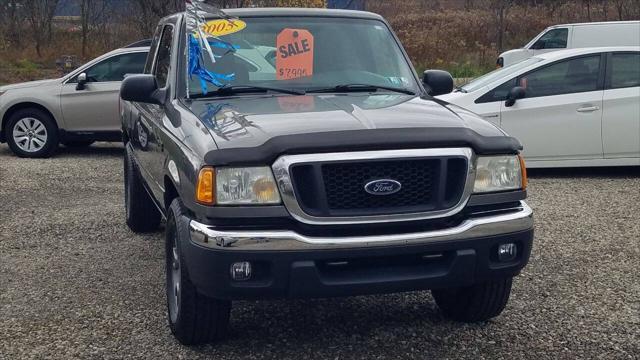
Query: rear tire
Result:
<box><xmin>432</xmin><ymin>277</ymin><xmax>513</xmax><ymax>322</ymax></box>
<box><xmin>124</xmin><ymin>144</ymin><xmax>161</xmax><ymax>233</ymax></box>
<box><xmin>5</xmin><ymin>108</ymin><xmax>58</xmax><ymax>158</ymax></box>
<box><xmin>166</xmin><ymin>198</ymin><xmax>231</xmax><ymax>345</ymax></box>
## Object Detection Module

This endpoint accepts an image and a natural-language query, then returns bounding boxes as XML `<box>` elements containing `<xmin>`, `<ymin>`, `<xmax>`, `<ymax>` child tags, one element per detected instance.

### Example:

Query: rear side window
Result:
<box><xmin>154</xmin><ymin>25</ymin><xmax>174</xmax><ymax>88</ymax></box>
<box><xmin>80</xmin><ymin>52</ymin><xmax>147</xmax><ymax>82</ymax></box>
<box><xmin>518</xmin><ymin>55</ymin><xmax>601</xmax><ymax>98</ymax></box>
<box><xmin>531</xmin><ymin>28</ymin><xmax>568</xmax><ymax>50</ymax></box>
<box><xmin>609</xmin><ymin>53</ymin><xmax>640</xmax><ymax>89</ymax></box>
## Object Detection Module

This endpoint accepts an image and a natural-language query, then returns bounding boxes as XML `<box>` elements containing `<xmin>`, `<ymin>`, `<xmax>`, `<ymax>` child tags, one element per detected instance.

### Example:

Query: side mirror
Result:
<box><xmin>505</xmin><ymin>86</ymin><xmax>526</xmax><ymax>107</ymax></box>
<box><xmin>120</xmin><ymin>74</ymin><xmax>165</xmax><ymax>105</ymax></box>
<box><xmin>76</xmin><ymin>72</ymin><xmax>87</xmax><ymax>91</ymax></box>
<box><xmin>423</xmin><ymin>70</ymin><xmax>454</xmax><ymax>96</ymax></box>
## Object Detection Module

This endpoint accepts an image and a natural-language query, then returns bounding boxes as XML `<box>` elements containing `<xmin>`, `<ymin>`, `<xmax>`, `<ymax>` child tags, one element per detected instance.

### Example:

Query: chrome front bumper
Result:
<box><xmin>189</xmin><ymin>201</ymin><xmax>533</xmax><ymax>251</ymax></box>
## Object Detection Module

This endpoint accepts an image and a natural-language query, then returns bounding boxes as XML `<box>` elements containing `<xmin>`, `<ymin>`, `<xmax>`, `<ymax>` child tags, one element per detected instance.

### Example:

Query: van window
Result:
<box><xmin>518</xmin><ymin>55</ymin><xmax>601</xmax><ymax>98</ymax></box>
<box><xmin>610</xmin><ymin>53</ymin><xmax>640</xmax><ymax>89</ymax></box>
<box><xmin>530</xmin><ymin>28</ymin><xmax>568</xmax><ymax>50</ymax></box>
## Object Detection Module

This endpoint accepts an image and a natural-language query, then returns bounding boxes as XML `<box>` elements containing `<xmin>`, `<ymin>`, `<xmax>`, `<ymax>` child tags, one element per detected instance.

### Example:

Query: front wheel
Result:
<box><xmin>166</xmin><ymin>198</ymin><xmax>231</xmax><ymax>345</ymax></box>
<box><xmin>432</xmin><ymin>277</ymin><xmax>513</xmax><ymax>322</ymax></box>
<box><xmin>6</xmin><ymin>108</ymin><xmax>58</xmax><ymax>158</ymax></box>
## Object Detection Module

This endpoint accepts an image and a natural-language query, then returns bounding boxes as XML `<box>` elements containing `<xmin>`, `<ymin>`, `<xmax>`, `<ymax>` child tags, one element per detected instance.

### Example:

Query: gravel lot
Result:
<box><xmin>1</xmin><ymin>142</ymin><xmax>639</xmax><ymax>359</ymax></box>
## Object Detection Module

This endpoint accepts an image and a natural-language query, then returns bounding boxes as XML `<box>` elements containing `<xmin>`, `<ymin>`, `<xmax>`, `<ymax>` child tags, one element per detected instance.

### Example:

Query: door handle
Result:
<box><xmin>576</xmin><ymin>106</ymin><xmax>600</xmax><ymax>113</ymax></box>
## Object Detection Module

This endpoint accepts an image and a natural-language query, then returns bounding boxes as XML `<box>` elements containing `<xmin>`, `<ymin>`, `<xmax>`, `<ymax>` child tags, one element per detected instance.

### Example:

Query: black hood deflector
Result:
<box><xmin>204</xmin><ymin>127</ymin><xmax>522</xmax><ymax>166</ymax></box>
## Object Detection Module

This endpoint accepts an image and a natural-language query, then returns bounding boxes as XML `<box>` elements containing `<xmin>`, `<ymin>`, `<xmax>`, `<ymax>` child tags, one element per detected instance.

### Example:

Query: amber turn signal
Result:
<box><xmin>518</xmin><ymin>154</ymin><xmax>528</xmax><ymax>190</ymax></box>
<box><xmin>196</xmin><ymin>167</ymin><xmax>215</xmax><ymax>205</ymax></box>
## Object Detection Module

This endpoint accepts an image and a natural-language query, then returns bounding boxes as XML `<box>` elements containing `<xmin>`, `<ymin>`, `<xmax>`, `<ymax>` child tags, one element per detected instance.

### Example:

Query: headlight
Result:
<box><xmin>215</xmin><ymin>167</ymin><xmax>281</xmax><ymax>205</ymax></box>
<box><xmin>473</xmin><ymin>155</ymin><xmax>526</xmax><ymax>193</ymax></box>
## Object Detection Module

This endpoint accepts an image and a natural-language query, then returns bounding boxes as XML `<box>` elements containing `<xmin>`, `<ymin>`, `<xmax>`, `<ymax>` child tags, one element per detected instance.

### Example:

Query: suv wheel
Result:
<box><xmin>124</xmin><ymin>145</ymin><xmax>161</xmax><ymax>232</ymax></box>
<box><xmin>432</xmin><ymin>277</ymin><xmax>513</xmax><ymax>322</ymax></box>
<box><xmin>6</xmin><ymin>108</ymin><xmax>58</xmax><ymax>158</ymax></box>
<box><xmin>166</xmin><ymin>198</ymin><xmax>231</xmax><ymax>345</ymax></box>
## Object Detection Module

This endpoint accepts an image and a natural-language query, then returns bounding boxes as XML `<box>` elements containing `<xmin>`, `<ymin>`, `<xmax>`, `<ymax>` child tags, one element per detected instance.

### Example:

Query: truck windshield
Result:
<box><xmin>185</xmin><ymin>16</ymin><xmax>419</xmax><ymax>97</ymax></box>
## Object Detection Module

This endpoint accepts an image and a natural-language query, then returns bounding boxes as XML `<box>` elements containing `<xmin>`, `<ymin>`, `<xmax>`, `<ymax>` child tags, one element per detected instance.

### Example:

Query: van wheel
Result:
<box><xmin>124</xmin><ymin>144</ymin><xmax>161</xmax><ymax>233</ymax></box>
<box><xmin>432</xmin><ymin>277</ymin><xmax>513</xmax><ymax>322</ymax></box>
<box><xmin>6</xmin><ymin>108</ymin><xmax>58</xmax><ymax>158</ymax></box>
<box><xmin>166</xmin><ymin>198</ymin><xmax>231</xmax><ymax>345</ymax></box>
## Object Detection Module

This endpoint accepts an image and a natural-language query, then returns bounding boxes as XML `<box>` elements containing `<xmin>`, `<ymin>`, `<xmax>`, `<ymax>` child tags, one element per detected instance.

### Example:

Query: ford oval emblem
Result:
<box><xmin>364</xmin><ymin>179</ymin><xmax>402</xmax><ymax>196</ymax></box>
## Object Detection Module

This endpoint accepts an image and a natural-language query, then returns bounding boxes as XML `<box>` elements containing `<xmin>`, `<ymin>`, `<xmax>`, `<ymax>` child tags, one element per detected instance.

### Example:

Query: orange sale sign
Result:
<box><xmin>276</xmin><ymin>29</ymin><xmax>314</xmax><ymax>80</ymax></box>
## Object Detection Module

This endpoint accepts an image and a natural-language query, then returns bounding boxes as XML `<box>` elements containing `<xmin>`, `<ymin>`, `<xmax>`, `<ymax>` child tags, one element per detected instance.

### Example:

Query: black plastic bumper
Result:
<box><xmin>183</xmin><ymin>228</ymin><xmax>533</xmax><ymax>300</ymax></box>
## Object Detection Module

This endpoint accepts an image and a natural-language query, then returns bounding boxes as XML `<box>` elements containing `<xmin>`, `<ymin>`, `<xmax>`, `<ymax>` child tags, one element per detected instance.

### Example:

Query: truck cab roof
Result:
<box><xmin>221</xmin><ymin>7</ymin><xmax>382</xmax><ymax>19</ymax></box>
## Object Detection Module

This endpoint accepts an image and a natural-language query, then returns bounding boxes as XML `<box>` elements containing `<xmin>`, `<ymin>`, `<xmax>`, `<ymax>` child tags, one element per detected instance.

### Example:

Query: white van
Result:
<box><xmin>498</xmin><ymin>21</ymin><xmax>639</xmax><ymax>67</ymax></box>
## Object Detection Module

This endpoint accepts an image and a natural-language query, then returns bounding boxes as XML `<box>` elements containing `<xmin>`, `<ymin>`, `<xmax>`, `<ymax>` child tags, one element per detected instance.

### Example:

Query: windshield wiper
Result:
<box><xmin>308</xmin><ymin>83</ymin><xmax>416</xmax><ymax>95</ymax></box>
<box><xmin>191</xmin><ymin>85</ymin><xmax>305</xmax><ymax>98</ymax></box>
<box><xmin>454</xmin><ymin>86</ymin><xmax>468</xmax><ymax>93</ymax></box>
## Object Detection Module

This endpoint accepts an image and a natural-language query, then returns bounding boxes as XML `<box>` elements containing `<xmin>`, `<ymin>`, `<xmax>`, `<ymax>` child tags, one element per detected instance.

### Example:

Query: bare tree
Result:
<box><xmin>493</xmin><ymin>0</ymin><xmax>513</xmax><ymax>53</ymax></box>
<box><xmin>208</xmin><ymin>0</ymin><xmax>251</xmax><ymax>7</ymax></box>
<box><xmin>0</xmin><ymin>1</ymin><xmax>23</xmax><ymax>48</ymax></box>
<box><xmin>612</xmin><ymin>0</ymin><xmax>638</xmax><ymax>20</ymax></box>
<box><xmin>128</xmin><ymin>0</ymin><xmax>183</xmax><ymax>37</ymax></box>
<box><xmin>80</xmin><ymin>0</ymin><xmax>108</xmax><ymax>58</ymax></box>
<box><xmin>22</xmin><ymin>0</ymin><xmax>60</xmax><ymax>56</ymax></box>
<box><xmin>583</xmin><ymin>0</ymin><xmax>592</xmax><ymax>21</ymax></box>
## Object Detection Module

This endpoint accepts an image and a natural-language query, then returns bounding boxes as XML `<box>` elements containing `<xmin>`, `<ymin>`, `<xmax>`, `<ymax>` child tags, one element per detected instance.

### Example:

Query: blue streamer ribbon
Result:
<box><xmin>188</xmin><ymin>33</ymin><xmax>238</xmax><ymax>95</ymax></box>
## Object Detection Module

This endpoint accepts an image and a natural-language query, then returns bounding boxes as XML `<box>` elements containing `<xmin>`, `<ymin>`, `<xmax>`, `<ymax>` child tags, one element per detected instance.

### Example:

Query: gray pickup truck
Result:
<box><xmin>120</xmin><ymin>8</ymin><xmax>533</xmax><ymax>345</ymax></box>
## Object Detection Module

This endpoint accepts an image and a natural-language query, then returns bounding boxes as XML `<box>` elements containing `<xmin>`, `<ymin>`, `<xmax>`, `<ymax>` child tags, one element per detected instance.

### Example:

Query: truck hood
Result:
<box><xmin>188</xmin><ymin>93</ymin><xmax>505</xmax><ymax>150</ymax></box>
<box><xmin>0</xmin><ymin>78</ymin><xmax>61</xmax><ymax>91</ymax></box>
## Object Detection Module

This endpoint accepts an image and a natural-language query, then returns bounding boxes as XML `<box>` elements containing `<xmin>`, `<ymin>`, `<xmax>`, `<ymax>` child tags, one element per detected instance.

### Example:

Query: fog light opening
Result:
<box><xmin>498</xmin><ymin>243</ymin><xmax>518</xmax><ymax>262</ymax></box>
<box><xmin>230</xmin><ymin>261</ymin><xmax>252</xmax><ymax>281</ymax></box>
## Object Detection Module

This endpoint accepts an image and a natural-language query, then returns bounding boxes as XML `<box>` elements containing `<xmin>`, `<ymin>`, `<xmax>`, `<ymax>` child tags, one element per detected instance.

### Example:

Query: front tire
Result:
<box><xmin>432</xmin><ymin>277</ymin><xmax>513</xmax><ymax>322</ymax></box>
<box><xmin>166</xmin><ymin>198</ymin><xmax>231</xmax><ymax>345</ymax></box>
<box><xmin>6</xmin><ymin>108</ymin><xmax>58</xmax><ymax>158</ymax></box>
<box><xmin>124</xmin><ymin>144</ymin><xmax>161</xmax><ymax>233</ymax></box>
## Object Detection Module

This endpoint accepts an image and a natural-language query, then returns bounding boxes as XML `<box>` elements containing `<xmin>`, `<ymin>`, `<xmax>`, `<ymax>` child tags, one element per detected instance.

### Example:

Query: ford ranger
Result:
<box><xmin>120</xmin><ymin>7</ymin><xmax>533</xmax><ymax>345</ymax></box>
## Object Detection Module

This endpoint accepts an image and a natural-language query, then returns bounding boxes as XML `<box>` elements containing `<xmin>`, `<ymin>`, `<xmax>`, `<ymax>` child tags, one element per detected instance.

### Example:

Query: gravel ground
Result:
<box><xmin>1</xmin><ymin>142</ymin><xmax>639</xmax><ymax>359</ymax></box>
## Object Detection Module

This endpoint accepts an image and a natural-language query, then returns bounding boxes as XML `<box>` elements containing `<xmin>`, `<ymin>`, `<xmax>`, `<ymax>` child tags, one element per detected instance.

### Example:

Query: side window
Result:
<box><xmin>476</xmin><ymin>78</ymin><xmax>517</xmax><ymax>103</ymax></box>
<box><xmin>80</xmin><ymin>52</ymin><xmax>148</xmax><ymax>83</ymax></box>
<box><xmin>518</xmin><ymin>55</ymin><xmax>600</xmax><ymax>98</ymax></box>
<box><xmin>610</xmin><ymin>53</ymin><xmax>640</xmax><ymax>89</ymax></box>
<box><xmin>154</xmin><ymin>25</ymin><xmax>174</xmax><ymax>88</ymax></box>
<box><xmin>531</xmin><ymin>28</ymin><xmax>568</xmax><ymax>50</ymax></box>
<box><xmin>144</xmin><ymin>27</ymin><xmax>163</xmax><ymax>74</ymax></box>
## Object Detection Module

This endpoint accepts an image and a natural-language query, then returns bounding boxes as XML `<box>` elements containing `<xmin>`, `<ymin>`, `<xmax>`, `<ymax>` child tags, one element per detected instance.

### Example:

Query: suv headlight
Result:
<box><xmin>196</xmin><ymin>166</ymin><xmax>281</xmax><ymax>205</ymax></box>
<box><xmin>474</xmin><ymin>155</ymin><xmax>527</xmax><ymax>193</ymax></box>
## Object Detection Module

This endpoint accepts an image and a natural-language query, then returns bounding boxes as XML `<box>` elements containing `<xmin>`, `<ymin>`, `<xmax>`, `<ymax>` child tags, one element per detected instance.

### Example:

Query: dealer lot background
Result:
<box><xmin>1</xmin><ymin>143</ymin><xmax>638</xmax><ymax>359</ymax></box>
<box><xmin>1</xmin><ymin>0</ymin><xmax>640</xmax><ymax>358</ymax></box>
